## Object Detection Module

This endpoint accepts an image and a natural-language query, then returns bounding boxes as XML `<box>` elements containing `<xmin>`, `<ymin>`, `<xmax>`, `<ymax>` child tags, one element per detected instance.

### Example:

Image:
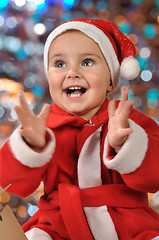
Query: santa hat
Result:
<box><xmin>44</xmin><ymin>18</ymin><xmax>140</xmax><ymax>91</ymax></box>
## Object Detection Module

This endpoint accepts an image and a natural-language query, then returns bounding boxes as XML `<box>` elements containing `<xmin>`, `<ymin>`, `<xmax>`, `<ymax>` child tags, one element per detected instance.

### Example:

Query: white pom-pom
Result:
<box><xmin>120</xmin><ymin>56</ymin><xmax>140</xmax><ymax>80</ymax></box>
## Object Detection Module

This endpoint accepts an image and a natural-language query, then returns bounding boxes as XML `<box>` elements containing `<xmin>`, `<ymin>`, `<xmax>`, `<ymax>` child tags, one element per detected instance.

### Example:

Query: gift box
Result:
<box><xmin>0</xmin><ymin>204</ymin><xmax>27</xmax><ymax>240</ymax></box>
<box><xmin>0</xmin><ymin>184</ymin><xmax>27</xmax><ymax>240</ymax></box>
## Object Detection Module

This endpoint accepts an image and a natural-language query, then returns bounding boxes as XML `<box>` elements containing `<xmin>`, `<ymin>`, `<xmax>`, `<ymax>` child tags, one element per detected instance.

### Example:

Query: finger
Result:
<box><xmin>108</xmin><ymin>100</ymin><xmax>116</xmax><ymax>118</ymax></box>
<box><xmin>120</xmin><ymin>127</ymin><xmax>133</xmax><ymax>138</ymax></box>
<box><xmin>116</xmin><ymin>87</ymin><xmax>129</xmax><ymax>113</ymax></box>
<box><xmin>118</xmin><ymin>101</ymin><xmax>133</xmax><ymax>130</ymax></box>
<box><xmin>18</xmin><ymin>91</ymin><xmax>34</xmax><ymax>114</ymax></box>
<box><xmin>121</xmin><ymin>86</ymin><xmax>128</xmax><ymax>99</ymax></box>
<box><xmin>120</xmin><ymin>100</ymin><xmax>133</xmax><ymax>124</ymax></box>
<box><xmin>38</xmin><ymin>104</ymin><xmax>50</xmax><ymax>122</ymax></box>
<box><xmin>13</xmin><ymin>105</ymin><xmax>22</xmax><ymax>120</ymax></box>
<box><xmin>13</xmin><ymin>105</ymin><xmax>29</xmax><ymax>128</ymax></box>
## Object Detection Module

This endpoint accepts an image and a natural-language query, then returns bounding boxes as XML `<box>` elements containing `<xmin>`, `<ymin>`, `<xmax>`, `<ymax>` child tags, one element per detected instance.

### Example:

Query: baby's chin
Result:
<box><xmin>68</xmin><ymin>108</ymin><xmax>101</xmax><ymax>121</ymax></box>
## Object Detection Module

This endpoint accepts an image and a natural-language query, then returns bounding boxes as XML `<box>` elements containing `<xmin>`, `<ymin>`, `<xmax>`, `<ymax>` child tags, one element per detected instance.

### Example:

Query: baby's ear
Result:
<box><xmin>107</xmin><ymin>80</ymin><xmax>113</xmax><ymax>92</ymax></box>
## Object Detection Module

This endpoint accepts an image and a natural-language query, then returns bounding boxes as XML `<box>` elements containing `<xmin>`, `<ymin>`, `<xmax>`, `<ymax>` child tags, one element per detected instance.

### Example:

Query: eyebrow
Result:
<box><xmin>81</xmin><ymin>53</ymin><xmax>102</xmax><ymax>59</ymax></box>
<box><xmin>49</xmin><ymin>53</ymin><xmax>102</xmax><ymax>61</ymax></box>
<box><xmin>49</xmin><ymin>54</ymin><xmax>63</xmax><ymax>61</ymax></box>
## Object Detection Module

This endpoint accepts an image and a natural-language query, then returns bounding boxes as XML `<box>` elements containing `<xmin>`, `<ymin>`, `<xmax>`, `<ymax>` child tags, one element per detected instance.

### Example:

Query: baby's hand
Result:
<box><xmin>14</xmin><ymin>91</ymin><xmax>50</xmax><ymax>150</ymax></box>
<box><xmin>108</xmin><ymin>86</ymin><xmax>133</xmax><ymax>153</ymax></box>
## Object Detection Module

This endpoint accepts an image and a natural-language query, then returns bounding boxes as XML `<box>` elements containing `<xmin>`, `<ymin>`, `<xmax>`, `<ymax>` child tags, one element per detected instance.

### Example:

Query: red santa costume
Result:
<box><xmin>0</xmin><ymin>19</ymin><xmax>159</xmax><ymax>240</ymax></box>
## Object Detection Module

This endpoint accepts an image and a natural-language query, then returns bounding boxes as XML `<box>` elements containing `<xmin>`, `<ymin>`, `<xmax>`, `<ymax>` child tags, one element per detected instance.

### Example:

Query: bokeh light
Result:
<box><xmin>28</xmin><ymin>204</ymin><xmax>39</xmax><ymax>216</ymax></box>
<box><xmin>61</xmin><ymin>0</ymin><xmax>75</xmax><ymax>10</ymax></box>
<box><xmin>0</xmin><ymin>192</ymin><xmax>10</xmax><ymax>203</ymax></box>
<box><xmin>96</xmin><ymin>0</ymin><xmax>108</xmax><ymax>11</ymax></box>
<box><xmin>131</xmin><ymin>0</ymin><xmax>143</xmax><ymax>4</ymax></box>
<box><xmin>36</xmin><ymin>1</ymin><xmax>48</xmax><ymax>14</ymax></box>
<box><xmin>146</xmin><ymin>88</ymin><xmax>159</xmax><ymax>104</ymax></box>
<box><xmin>82</xmin><ymin>0</ymin><xmax>94</xmax><ymax>11</ymax></box>
<box><xmin>136</xmin><ymin>56</ymin><xmax>148</xmax><ymax>70</ymax></box>
<box><xmin>141</xmin><ymin>70</ymin><xmax>152</xmax><ymax>82</ymax></box>
<box><xmin>13</xmin><ymin>0</ymin><xmax>27</xmax><ymax>7</ymax></box>
<box><xmin>17</xmin><ymin>205</ymin><xmax>28</xmax><ymax>218</ymax></box>
<box><xmin>0</xmin><ymin>16</ymin><xmax>5</xmax><ymax>27</ymax></box>
<box><xmin>114</xmin><ymin>15</ymin><xmax>126</xmax><ymax>25</ymax></box>
<box><xmin>139</xmin><ymin>47</ymin><xmax>151</xmax><ymax>59</ymax></box>
<box><xmin>155</xmin><ymin>0</ymin><xmax>159</xmax><ymax>8</ymax></box>
<box><xmin>128</xmin><ymin>33</ymin><xmax>138</xmax><ymax>45</ymax></box>
<box><xmin>143</xmin><ymin>24</ymin><xmax>157</xmax><ymax>39</ymax></box>
<box><xmin>34</xmin><ymin>0</ymin><xmax>45</xmax><ymax>5</ymax></box>
<box><xmin>5</xmin><ymin>36</ymin><xmax>21</xmax><ymax>52</ymax></box>
<box><xmin>0</xmin><ymin>106</ymin><xmax>5</xmax><ymax>118</ymax></box>
<box><xmin>10</xmin><ymin>109</ymin><xmax>18</xmax><ymax>119</ymax></box>
<box><xmin>15</xmin><ymin>48</ymin><xmax>28</xmax><ymax>61</ymax></box>
<box><xmin>34</xmin><ymin>23</ymin><xmax>46</xmax><ymax>35</ymax></box>
<box><xmin>0</xmin><ymin>0</ymin><xmax>8</xmax><ymax>8</ymax></box>
<box><xmin>31</xmin><ymin>84</ymin><xmax>45</xmax><ymax>99</ymax></box>
<box><xmin>6</xmin><ymin>16</ymin><xmax>17</xmax><ymax>29</ymax></box>
<box><xmin>118</xmin><ymin>21</ymin><xmax>131</xmax><ymax>34</ymax></box>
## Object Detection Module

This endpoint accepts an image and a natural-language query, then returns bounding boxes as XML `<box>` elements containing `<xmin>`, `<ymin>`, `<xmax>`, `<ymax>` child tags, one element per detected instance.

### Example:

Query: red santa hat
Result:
<box><xmin>44</xmin><ymin>18</ymin><xmax>140</xmax><ymax>91</ymax></box>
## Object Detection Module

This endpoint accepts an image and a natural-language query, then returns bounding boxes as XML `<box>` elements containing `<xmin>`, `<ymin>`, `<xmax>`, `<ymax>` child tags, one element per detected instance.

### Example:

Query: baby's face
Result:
<box><xmin>48</xmin><ymin>30</ymin><xmax>112</xmax><ymax>120</ymax></box>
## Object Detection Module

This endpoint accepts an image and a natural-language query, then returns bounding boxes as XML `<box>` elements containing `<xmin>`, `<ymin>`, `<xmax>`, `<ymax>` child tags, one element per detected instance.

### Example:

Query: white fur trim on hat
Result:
<box><xmin>44</xmin><ymin>21</ymin><xmax>120</xmax><ymax>91</ymax></box>
<box><xmin>103</xmin><ymin>119</ymin><xmax>148</xmax><ymax>174</ymax></box>
<box><xmin>9</xmin><ymin>127</ymin><xmax>55</xmax><ymax>168</ymax></box>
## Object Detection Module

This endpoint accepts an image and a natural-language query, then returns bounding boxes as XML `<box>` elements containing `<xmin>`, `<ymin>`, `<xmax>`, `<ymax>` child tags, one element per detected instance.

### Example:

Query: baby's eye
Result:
<box><xmin>55</xmin><ymin>61</ymin><xmax>67</xmax><ymax>68</ymax></box>
<box><xmin>82</xmin><ymin>59</ymin><xmax>94</xmax><ymax>66</ymax></box>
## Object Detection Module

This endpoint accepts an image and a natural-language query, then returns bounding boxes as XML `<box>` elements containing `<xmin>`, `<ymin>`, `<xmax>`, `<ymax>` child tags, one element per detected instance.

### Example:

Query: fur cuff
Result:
<box><xmin>9</xmin><ymin>128</ymin><xmax>55</xmax><ymax>168</ymax></box>
<box><xmin>25</xmin><ymin>228</ymin><xmax>52</xmax><ymax>240</ymax></box>
<box><xmin>103</xmin><ymin>119</ymin><xmax>148</xmax><ymax>174</ymax></box>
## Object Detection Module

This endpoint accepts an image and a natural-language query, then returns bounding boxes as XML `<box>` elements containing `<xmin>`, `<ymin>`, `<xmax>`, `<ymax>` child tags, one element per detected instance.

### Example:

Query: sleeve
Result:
<box><xmin>0</xmin><ymin>127</ymin><xmax>56</xmax><ymax>197</ymax></box>
<box><xmin>103</xmin><ymin>109</ymin><xmax>159</xmax><ymax>193</ymax></box>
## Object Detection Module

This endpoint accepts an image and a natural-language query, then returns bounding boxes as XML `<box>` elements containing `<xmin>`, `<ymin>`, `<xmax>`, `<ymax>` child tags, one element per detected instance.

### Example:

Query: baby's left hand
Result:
<box><xmin>108</xmin><ymin>86</ymin><xmax>133</xmax><ymax>153</ymax></box>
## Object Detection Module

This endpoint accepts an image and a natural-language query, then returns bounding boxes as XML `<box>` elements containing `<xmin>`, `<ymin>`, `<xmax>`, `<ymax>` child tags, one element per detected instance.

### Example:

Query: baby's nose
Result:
<box><xmin>66</xmin><ymin>68</ymin><xmax>80</xmax><ymax>79</ymax></box>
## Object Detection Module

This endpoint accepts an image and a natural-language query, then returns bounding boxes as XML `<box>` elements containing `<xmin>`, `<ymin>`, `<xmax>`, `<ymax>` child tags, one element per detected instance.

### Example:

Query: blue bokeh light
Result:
<box><xmin>141</xmin><ymin>70</ymin><xmax>152</xmax><ymax>82</ymax></box>
<box><xmin>15</xmin><ymin>48</ymin><xmax>27</xmax><ymax>61</ymax></box>
<box><xmin>155</xmin><ymin>0</ymin><xmax>159</xmax><ymax>8</ymax></box>
<box><xmin>81</xmin><ymin>0</ymin><xmax>94</xmax><ymax>10</ymax></box>
<box><xmin>146</xmin><ymin>88</ymin><xmax>159</xmax><ymax>104</ymax></box>
<box><xmin>96</xmin><ymin>0</ymin><xmax>108</xmax><ymax>11</ymax></box>
<box><xmin>143</xmin><ymin>24</ymin><xmax>157</xmax><ymax>39</ymax></box>
<box><xmin>0</xmin><ymin>0</ymin><xmax>8</xmax><ymax>8</ymax></box>
<box><xmin>28</xmin><ymin>204</ymin><xmax>39</xmax><ymax>217</ymax></box>
<box><xmin>118</xmin><ymin>21</ymin><xmax>131</xmax><ymax>34</ymax></box>
<box><xmin>61</xmin><ymin>0</ymin><xmax>75</xmax><ymax>10</ymax></box>
<box><xmin>31</xmin><ymin>84</ymin><xmax>45</xmax><ymax>99</ymax></box>
<box><xmin>131</xmin><ymin>0</ymin><xmax>143</xmax><ymax>5</ymax></box>
<box><xmin>136</xmin><ymin>56</ymin><xmax>148</xmax><ymax>70</ymax></box>
<box><xmin>36</xmin><ymin>1</ymin><xmax>48</xmax><ymax>14</ymax></box>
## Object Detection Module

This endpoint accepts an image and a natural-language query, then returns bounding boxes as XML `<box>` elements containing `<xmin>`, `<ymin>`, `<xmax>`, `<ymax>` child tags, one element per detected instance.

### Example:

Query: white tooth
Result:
<box><xmin>70</xmin><ymin>93</ymin><xmax>80</xmax><ymax>97</ymax></box>
<box><xmin>68</xmin><ymin>86</ymin><xmax>82</xmax><ymax>90</ymax></box>
<box><xmin>75</xmin><ymin>87</ymin><xmax>81</xmax><ymax>90</ymax></box>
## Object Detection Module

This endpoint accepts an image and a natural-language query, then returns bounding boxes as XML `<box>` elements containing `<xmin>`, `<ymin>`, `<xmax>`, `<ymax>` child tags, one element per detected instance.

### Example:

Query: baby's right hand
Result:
<box><xmin>14</xmin><ymin>91</ymin><xmax>50</xmax><ymax>150</ymax></box>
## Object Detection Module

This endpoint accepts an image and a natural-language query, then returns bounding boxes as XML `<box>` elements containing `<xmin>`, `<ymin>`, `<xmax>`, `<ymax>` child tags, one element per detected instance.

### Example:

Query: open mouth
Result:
<box><xmin>65</xmin><ymin>86</ymin><xmax>87</xmax><ymax>97</ymax></box>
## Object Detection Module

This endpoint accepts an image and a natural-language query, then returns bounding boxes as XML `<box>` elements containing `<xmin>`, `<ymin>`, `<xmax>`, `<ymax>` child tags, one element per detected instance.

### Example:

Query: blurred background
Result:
<box><xmin>0</xmin><ymin>0</ymin><xmax>159</xmax><ymax>226</ymax></box>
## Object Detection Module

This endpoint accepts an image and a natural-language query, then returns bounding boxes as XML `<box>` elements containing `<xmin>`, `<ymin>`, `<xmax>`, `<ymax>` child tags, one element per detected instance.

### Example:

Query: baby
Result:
<box><xmin>0</xmin><ymin>18</ymin><xmax>159</xmax><ymax>240</ymax></box>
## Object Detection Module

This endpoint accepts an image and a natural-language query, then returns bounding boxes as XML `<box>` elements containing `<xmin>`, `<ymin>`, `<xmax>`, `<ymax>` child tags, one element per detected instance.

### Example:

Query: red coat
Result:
<box><xmin>0</xmin><ymin>99</ymin><xmax>159</xmax><ymax>240</ymax></box>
